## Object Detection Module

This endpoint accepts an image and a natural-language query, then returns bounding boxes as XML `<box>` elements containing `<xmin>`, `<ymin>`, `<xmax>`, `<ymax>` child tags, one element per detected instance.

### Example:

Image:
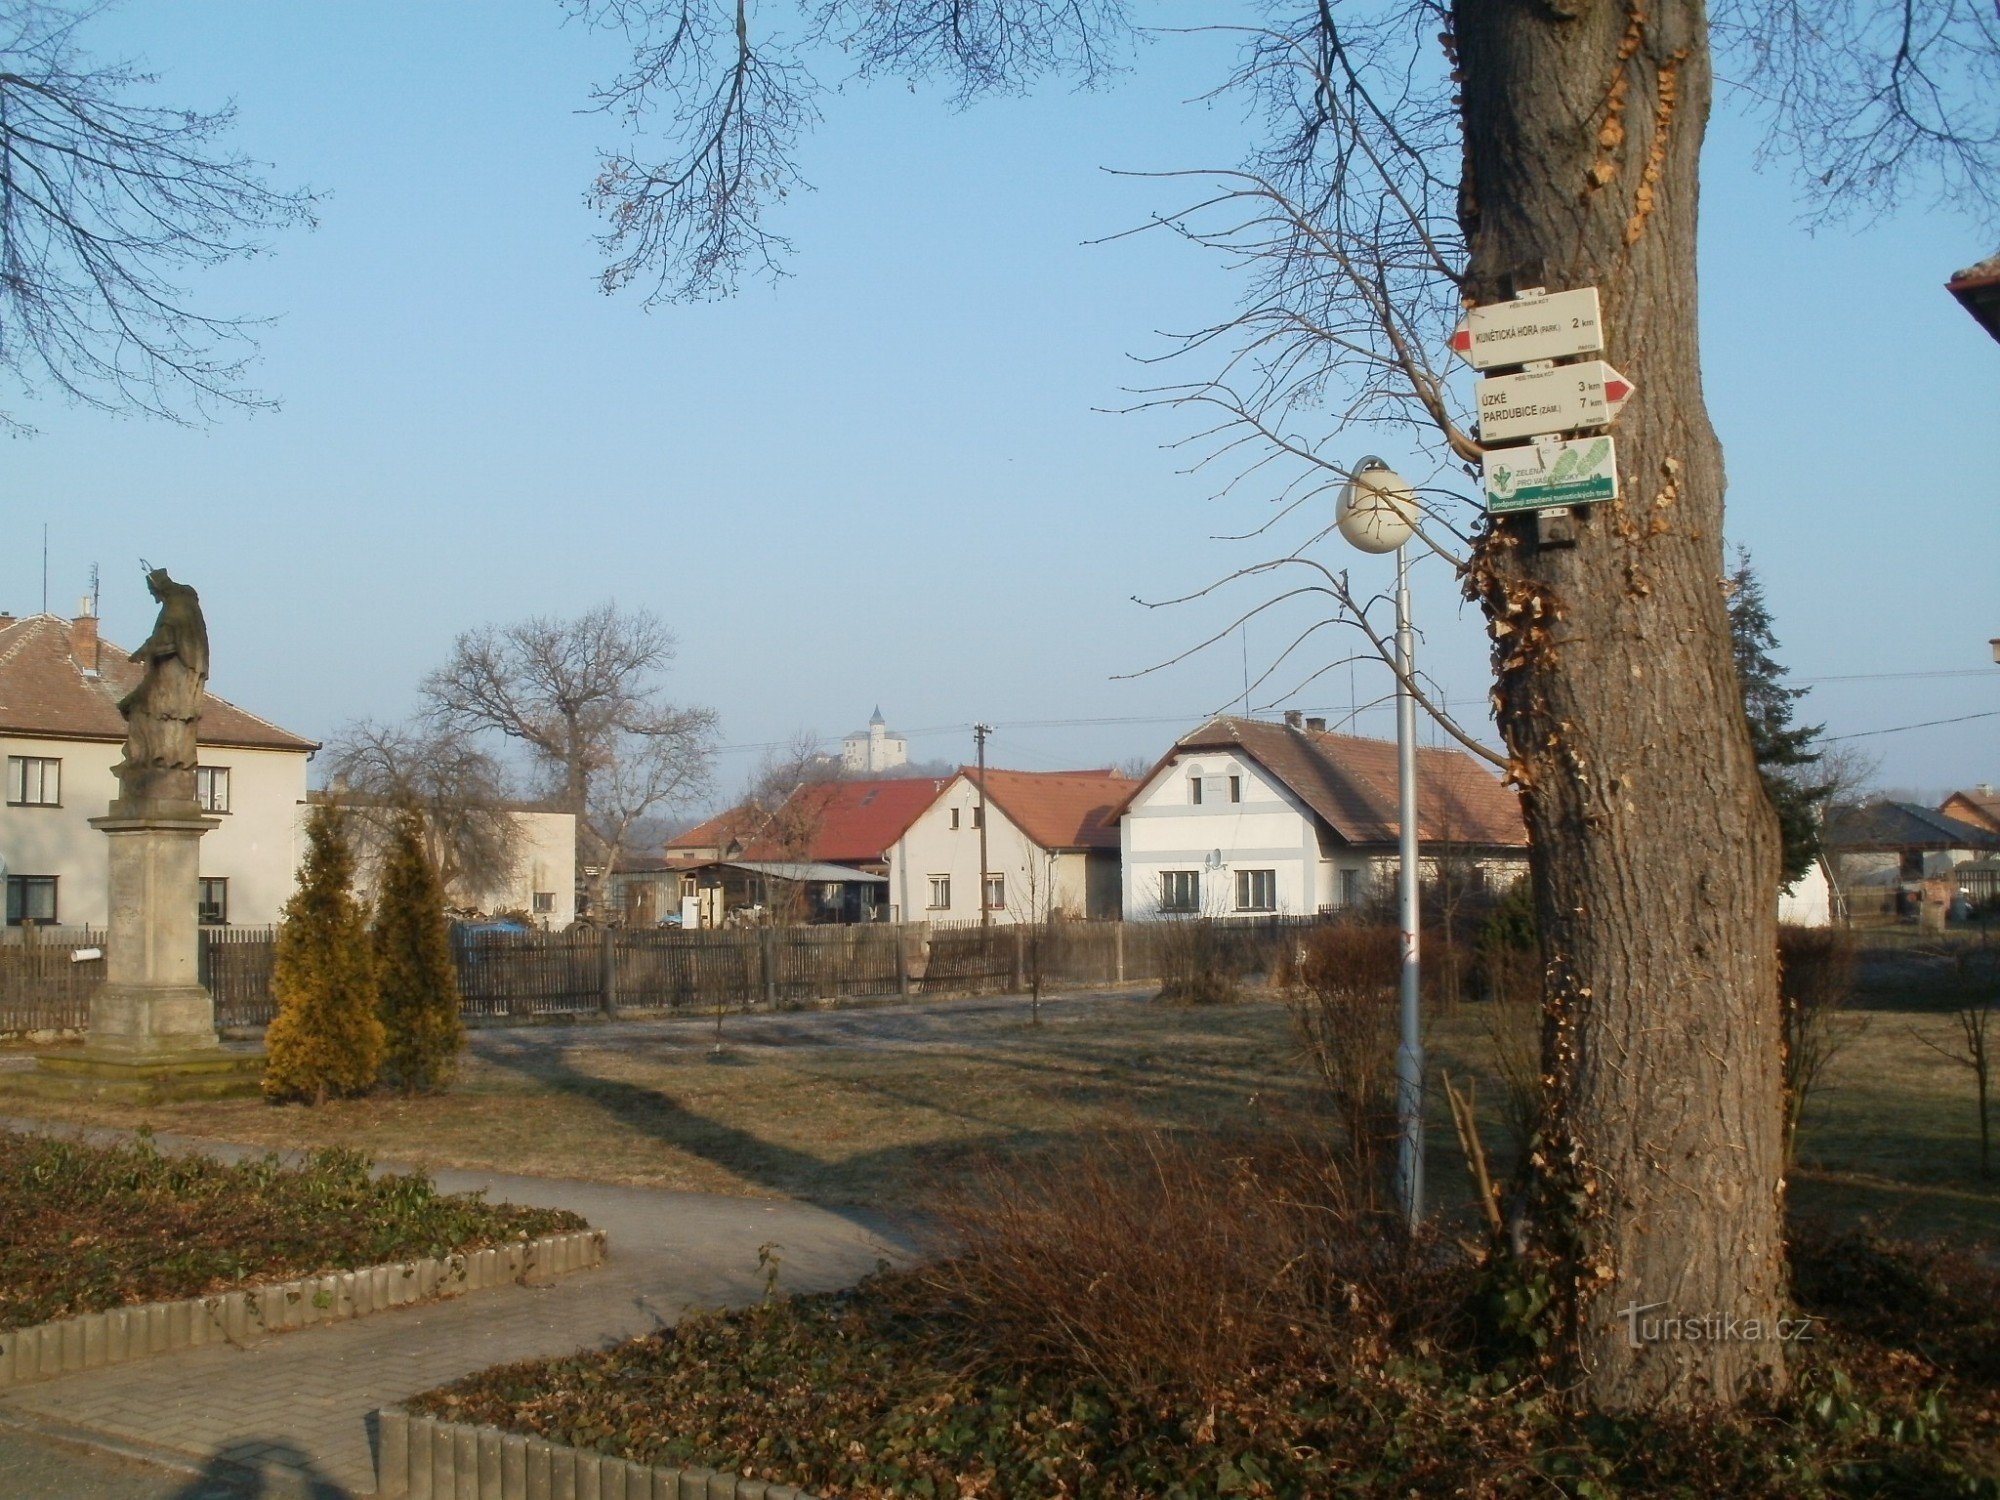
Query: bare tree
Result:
<box><xmin>0</xmin><ymin>1</ymin><xmax>315</xmax><ymax>431</ymax></box>
<box><xmin>568</xmin><ymin>0</ymin><xmax>1996</xmax><ymax>1415</ymax></box>
<box><xmin>421</xmin><ymin>604</ymin><xmax>718</xmax><ymax>921</ymax></box>
<box><xmin>321</xmin><ymin>718</ymin><xmax>524</xmax><ymax>914</ymax></box>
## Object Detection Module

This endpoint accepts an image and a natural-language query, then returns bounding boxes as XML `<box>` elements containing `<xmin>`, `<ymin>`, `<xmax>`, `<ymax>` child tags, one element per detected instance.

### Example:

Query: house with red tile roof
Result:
<box><xmin>0</xmin><ymin>610</ymin><xmax>318</xmax><ymax>928</ymax></box>
<box><xmin>655</xmin><ymin>766</ymin><xmax>1136</xmax><ymax>924</ymax></box>
<box><xmin>1110</xmin><ymin>714</ymin><xmax>1528</xmax><ymax>918</ymax></box>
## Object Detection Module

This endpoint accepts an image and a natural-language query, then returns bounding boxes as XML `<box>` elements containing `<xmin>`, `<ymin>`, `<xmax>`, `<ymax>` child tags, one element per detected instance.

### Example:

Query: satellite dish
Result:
<box><xmin>1336</xmin><ymin>459</ymin><xmax>1418</xmax><ymax>554</ymax></box>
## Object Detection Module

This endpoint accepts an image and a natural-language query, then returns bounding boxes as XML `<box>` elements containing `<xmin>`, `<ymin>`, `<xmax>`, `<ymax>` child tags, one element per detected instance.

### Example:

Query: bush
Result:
<box><xmin>1155</xmin><ymin>917</ymin><xmax>1242</xmax><ymax>1005</ymax></box>
<box><xmin>1282</xmin><ymin>923</ymin><xmax>1401</xmax><ymax>1189</ymax></box>
<box><xmin>372</xmin><ymin>810</ymin><xmax>465</xmax><ymax>1093</ymax></box>
<box><xmin>918</xmin><ymin>1129</ymin><xmax>1456</xmax><ymax>1407</ymax></box>
<box><xmin>263</xmin><ymin>804</ymin><xmax>385</xmax><ymax>1103</ymax></box>
<box><xmin>1779</xmin><ymin>924</ymin><xmax>1857</xmax><ymax>1162</ymax></box>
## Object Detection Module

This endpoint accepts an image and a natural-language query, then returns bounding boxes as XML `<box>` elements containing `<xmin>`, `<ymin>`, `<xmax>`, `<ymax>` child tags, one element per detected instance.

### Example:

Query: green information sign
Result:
<box><xmin>1483</xmin><ymin>436</ymin><xmax>1619</xmax><ymax>514</ymax></box>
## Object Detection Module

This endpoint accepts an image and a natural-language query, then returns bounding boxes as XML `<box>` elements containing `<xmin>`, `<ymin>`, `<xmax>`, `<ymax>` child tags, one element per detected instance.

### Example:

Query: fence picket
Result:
<box><xmin>3</xmin><ymin>915</ymin><xmax>1337</xmax><ymax>1038</ymax></box>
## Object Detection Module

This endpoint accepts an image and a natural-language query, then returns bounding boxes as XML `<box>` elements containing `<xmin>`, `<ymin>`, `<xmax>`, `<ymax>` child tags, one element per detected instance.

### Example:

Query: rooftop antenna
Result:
<box><xmin>88</xmin><ymin>563</ymin><xmax>99</xmax><ymax>619</ymax></box>
<box><xmin>41</xmin><ymin>524</ymin><xmax>48</xmax><ymax>614</ymax></box>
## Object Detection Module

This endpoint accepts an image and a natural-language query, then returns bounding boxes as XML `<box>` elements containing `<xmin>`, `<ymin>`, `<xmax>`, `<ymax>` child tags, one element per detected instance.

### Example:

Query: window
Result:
<box><xmin>950</xmin><ymin>808</ymin><xmax>961</xmax><ymax>829</ymax></box>
<box><xmin>197</xmin><ymin>878</ymin><xmax>228</xmax><ymax>925</ymax></box>
<box><xmin>985</xmin><ymin>874</ymin><xmax>1005</xmax><ymax>910</ymax></box>
<box><xmin>1339</xmin><ymin>869</ymin><xmax>1361</xmax><ymax>908</ymax></box>
<box><xmin>1229</xmin><ymin>775</ymin><xmax>1242</xmax><ymax>803</ymax></box>
<box><xmin>1899</xmin><ymin>850</ymin><xmax>1924</xmax><ymax>880</ymax></box>
<box><xmin>928</xmin><ymin>876</ymin><xmax>952</xmax><ymax>910</ymax></box>
<box><xmin>195</xmin><ymin>765</ymin><xmax>230</xmax><ymax>813</ymax></box>
<box><xmin>1160</xmin><ymin>870</ymin><xmax>1200</xmax><ymax>914</ymax></box>
<box><xmin>1190</xmin><ymin>776</ymin><xmax>1204</xmax><ymax>805</ymax></box>
<box><xmin>1235</xmin><ymin>869</ymin><xmax>1276</xmax><ymax>911</ymax></box>
<box><xmin>5</xmin><ymin>756</ymin><xmax>60</xmax><ymax>807</ymax></box>
<box><xmin>971</xmin><ymin>805</ymin><xmax>983</xmax><ymax>828</ymax></box>
<box><xmin>4</xmin><ymin>875</ymin><xmax>57</xmax><ymax>926</ymax></box>
<box><xmin>533</xmin><ymin>891</ymin><xmax>556</xmax><ymax>914</ymax></box>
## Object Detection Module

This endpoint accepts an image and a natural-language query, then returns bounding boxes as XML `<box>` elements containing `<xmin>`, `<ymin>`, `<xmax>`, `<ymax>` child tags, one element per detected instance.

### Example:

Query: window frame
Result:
<box><xmin>533</xmin><ymin>891</ymin><xmax>557</xmax><ymax>914</ymax></box>
<box><xmin>195</xmin><ymin>764</ymin><xmax>231</xmax><ymax>814</ymax></box>
<box><xmin>1160</xmin><ymin>869</ymin><xmax>1201</xmax><ymax>914</ymax></box>
<box><xmin>5</xmin><ymin>875</ymin><xmax>58</xmax><ymax>926</ymax></box>
<box><xmin>1234</xmin><ymin>868</ymin><xmax>1276</xmax><ymax>912</ymax></box>
<box><xmin>1228</xmin><ymin>774</ymin><xmax>1242</xmax><ymax>804</ymax></box>
<box><xmin>197</xmin><ymin>877</ymin><xmax>229</xmax><ymax>926</ymax></box>
<box><xmin>928</xmin><ymin>875</ymin><xmax>952</xmax><ymax>910</ymax></box>
<box><xmin>984</xmin><ymin>873</ymin><xmax>1005</xmax><ymax>910</ymax></box>
<box><xmin>1189</xmin><ymin>775</ymin><xmax>1204</xmax><ymax>805</ymax></box>
<box><xmin>5</xmin><ymin>755</ymin><xmax>61</xmax><ymax>807</ymax></box>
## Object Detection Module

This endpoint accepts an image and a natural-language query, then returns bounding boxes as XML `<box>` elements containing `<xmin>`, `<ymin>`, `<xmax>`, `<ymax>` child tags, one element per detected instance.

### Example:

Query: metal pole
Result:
<box><xmin>975</xmin><ymin>722</ymin><xmax>993</xmax><ymax>930</ymax></box>
<box><xmin>1394</xmin><ymin>542</ymin><xmax>1425</xmax><ymax>1227</ymax></box>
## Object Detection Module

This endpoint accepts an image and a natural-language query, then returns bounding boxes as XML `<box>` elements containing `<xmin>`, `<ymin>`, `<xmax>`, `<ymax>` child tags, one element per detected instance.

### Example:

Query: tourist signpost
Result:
<box><xmin>1450</xmin><ymin>286</ymin><xmax>1603</xmax><ymax>370</ymax></box>
<box><xmin>1475</xmin><ymin>361</ymin><xmax>1634</xmax><ymax>444</ymax></box>
<box><xmin>1458</xmin><ymin>286</ymin><xmax>1631</xmax><ymax>518</ymax></box>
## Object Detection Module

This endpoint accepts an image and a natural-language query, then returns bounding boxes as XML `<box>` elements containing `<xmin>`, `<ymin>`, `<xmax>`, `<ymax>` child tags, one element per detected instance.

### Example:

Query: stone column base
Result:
<box><xmin>17</xmin><ymin>1044</ymin><xmax>267</xmax><ymax>1103</ymax></box>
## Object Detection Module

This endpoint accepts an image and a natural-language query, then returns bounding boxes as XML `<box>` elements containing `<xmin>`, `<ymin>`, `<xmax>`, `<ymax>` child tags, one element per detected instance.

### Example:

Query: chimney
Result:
<box><xmin>0</xmin><ymin>613</ymin><xmax>14</xmax><ymax>630</ymax></box>
<box><xmin>1284</xmin><ymin>710</ymin><xmax>1303</xmax><ymax>730</ymax></box>
<box><xmin>70</xmin><ymin>599</ymin><xmax>100</xmax><ymax>677</ymax></box>
<box><xmin>1306</xmin><ymin>716</ymin><xmax>1327</xmax><ymax>733</ymax></box>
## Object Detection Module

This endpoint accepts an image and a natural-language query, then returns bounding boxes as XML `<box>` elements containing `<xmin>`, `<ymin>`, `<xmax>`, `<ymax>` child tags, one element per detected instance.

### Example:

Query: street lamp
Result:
<box><xmin>1336</xmin><ymin>457</ymin><xmax>1424</xmax><ymax>1228</ymax></box>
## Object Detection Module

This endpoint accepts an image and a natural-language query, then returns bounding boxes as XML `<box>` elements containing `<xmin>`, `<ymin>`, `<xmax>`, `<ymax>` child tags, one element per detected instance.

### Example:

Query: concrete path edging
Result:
<box><xmin>375</xmin><ymin>1408</ymin><xmax>821</xmax><ymax>1500</ymax></box>
<box><xmin>0</xmin><ymin>1229</ymin><xmax>605</xmax><ymax>1390</ymax></box>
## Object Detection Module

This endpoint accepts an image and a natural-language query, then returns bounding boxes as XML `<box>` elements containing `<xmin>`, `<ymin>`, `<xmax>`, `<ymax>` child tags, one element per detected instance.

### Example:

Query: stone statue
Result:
<box><xmin>114</xmin><ymin>566</ymin><xmax>210</xmax><ymax>810</ymax></box>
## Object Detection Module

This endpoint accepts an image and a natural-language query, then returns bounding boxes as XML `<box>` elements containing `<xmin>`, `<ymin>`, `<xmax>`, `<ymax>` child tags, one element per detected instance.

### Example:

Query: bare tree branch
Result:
<box><xmin>0</xmin><ymin>0</ymin><xmax>315</xmax><ymax>431</ymax></box>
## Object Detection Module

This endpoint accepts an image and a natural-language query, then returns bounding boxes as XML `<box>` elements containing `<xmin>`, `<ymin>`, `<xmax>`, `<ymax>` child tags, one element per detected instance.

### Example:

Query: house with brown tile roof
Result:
<box><xmin>1111</xmin><ymin>714</ymin><xmax>1527</xmax><ymax>918</ymax></box>
<box><xmin>884</xmin><ymin>767</ymin><xmax>1136</xmax><ymax>922</ymax></box>
<box><xmin>651</xmin><ymin>767</ymin><xmax>1138</xmax><ymax>924</ymax></box>
<box><xmin>0</xmin><ymin>611</ymin><xmax>317</xmax><ymax>929</ymax></box>
<box><xmin>1940</xmin><ymin>786</ymin><xmax>2000</xmax><ymax>837</ymax></box>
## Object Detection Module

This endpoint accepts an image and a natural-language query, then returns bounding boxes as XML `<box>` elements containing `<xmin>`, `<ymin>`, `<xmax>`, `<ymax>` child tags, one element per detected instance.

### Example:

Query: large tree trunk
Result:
<box><xmin>1454</xmin><ymin>0</ymin><xmax>1789</xmax><ymax>1409</ymax></box>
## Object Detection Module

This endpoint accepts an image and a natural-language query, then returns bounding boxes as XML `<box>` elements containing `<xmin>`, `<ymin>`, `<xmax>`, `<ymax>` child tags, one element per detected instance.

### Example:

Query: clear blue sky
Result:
<box><xmin>5</xmin><ymin>2</ymin><xmax>1996</xmax><ymax>806</ymax></box>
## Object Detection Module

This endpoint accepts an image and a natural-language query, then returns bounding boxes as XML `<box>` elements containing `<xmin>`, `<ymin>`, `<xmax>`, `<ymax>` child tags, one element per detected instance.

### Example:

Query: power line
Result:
<box><xmin>1824</xmin><ymin>709</ymin><xmax>2000</xmax><ymax>741</ymax></box>
<box><xmin>1798</xmin><ymin>668</ymin><xmax>1998</xmax><ymax>684</ymax></box>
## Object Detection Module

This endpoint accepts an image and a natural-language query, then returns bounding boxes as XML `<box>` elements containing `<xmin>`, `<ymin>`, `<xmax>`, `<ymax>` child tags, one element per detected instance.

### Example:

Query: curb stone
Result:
<box><xmin>374</xmin><ymin>1409</ymin><xmax>820</xmax><ymax>1500</ymax></box>
<box><xmin>0</xmin><ymin>1229</ymin><xmax>607</xmax><ymax>1389</ymax></box>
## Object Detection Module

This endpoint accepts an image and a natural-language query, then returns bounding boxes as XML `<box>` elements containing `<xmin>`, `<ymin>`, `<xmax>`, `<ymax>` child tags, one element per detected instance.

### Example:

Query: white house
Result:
<box><xmin>883</xmin><ymin>768</ymin><xmax>1133</xmax><ymax>923</ymax></box>
<box><xmin>1</xmin><ymin>610</ymin><xmax>318</xmax><ymax>929</ymax></box>
<box><xmin>1113</xmin><ymin>714</ymin><xmax>1529</xmax><ymax>919</ymax></box>
<box><xmin>325</xmin><ymin>793</ymin><xmax>579</xmax><ymax>929</ymax></box>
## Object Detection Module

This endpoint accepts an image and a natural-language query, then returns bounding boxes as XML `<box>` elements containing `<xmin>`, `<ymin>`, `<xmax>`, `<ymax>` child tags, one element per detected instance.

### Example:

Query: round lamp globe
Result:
<box><xmin>1336</xmin><ymin>464</ymin><xmax>1418</xmax><ymax>554</ymax></box>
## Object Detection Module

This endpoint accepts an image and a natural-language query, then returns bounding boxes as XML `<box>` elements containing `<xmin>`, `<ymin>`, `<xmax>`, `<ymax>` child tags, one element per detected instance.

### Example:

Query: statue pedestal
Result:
<box><xmin>21</xmin><ymin>810</ymin><xmax>264</xmax><ymax>1101</ymax></box>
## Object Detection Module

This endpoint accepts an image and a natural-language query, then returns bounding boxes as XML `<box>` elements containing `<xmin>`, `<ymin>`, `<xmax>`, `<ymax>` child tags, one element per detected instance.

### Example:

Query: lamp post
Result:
<box><xmin>1336</xmin><ymin>457</ymin><xmax>1425</xmax><ymax>1228</ymax></box>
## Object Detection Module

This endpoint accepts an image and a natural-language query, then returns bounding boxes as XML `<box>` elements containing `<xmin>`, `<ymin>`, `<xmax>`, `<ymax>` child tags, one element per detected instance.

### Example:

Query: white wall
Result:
<box><xmin>887</xmin><ymin>775</ymin><xmax>1084</xmax><ymax>924</ymax></box>
<box><xmin>348</xmin><ymin>808</ymin><xmax>578</xmax><ymax>929</ymax></box>
<box><xmin>1120</xmin><ymin>752</ymin><xmax>1372</xmax><ymax>919</ymax></box>
<box><xmin>1</xmin><ymin>734</ymin><xmax>309</xmax><ymax>927</ymax></box>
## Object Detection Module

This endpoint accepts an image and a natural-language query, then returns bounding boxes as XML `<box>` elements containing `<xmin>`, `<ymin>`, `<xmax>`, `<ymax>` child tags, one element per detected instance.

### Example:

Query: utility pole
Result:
<box><xmin>974</xmin><ymin>722</ymin><xmax>993</xmax><ymax>930</ymax></box>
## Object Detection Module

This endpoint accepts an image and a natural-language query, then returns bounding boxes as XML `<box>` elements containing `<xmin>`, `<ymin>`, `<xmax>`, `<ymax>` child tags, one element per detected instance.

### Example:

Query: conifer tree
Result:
<box><xmin>1728</xmin><ymin>550</ymin><xmax>1832</xmax><ymax>888</ymax></box>
<box><xmin>371</xmin><ymin>809</ymin><xmax>464</xmax><ymax>1092</ymax></box>
<box><xmin>264</xmin><ymin>804</ymin><xmax>385</xmax><ymax>1103</ymax></box>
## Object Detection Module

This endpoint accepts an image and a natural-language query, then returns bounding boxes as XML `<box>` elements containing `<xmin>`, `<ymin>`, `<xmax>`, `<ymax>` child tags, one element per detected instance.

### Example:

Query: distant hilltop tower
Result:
<box><xmin>842</xmin><ymin>707</ymin><xmax>908</xmax><ymax>774</ymax></box>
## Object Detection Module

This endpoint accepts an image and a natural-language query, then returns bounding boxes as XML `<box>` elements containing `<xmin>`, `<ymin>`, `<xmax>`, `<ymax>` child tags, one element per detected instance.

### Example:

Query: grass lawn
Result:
<box><xmin>9</xmin><ymin>956</ymin><xmax>1997</xmax><ymax>1242</ymax></box>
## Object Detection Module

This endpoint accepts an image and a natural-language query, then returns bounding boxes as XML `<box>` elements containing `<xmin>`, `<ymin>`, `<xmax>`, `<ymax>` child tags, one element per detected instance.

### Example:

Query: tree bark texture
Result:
<box><xmin>1454</xmin><ymin>0</ymin><xmax>1788</xmax><ymax>1409</ymax></box>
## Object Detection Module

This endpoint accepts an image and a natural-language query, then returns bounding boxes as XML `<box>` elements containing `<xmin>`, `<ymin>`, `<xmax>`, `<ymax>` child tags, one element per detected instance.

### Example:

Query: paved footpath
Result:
<box><xmin>0</xmin><ymin>1127</ymin><xmax>911</xmax><ymax>1498</ymax></box>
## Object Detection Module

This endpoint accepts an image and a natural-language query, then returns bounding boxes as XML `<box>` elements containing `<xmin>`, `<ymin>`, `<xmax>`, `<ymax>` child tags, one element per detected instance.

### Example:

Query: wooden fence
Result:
<box><xmin>1</xmin><ymin>915</ymin><xmax>1329</xmax><ymax>1037</ymax></box>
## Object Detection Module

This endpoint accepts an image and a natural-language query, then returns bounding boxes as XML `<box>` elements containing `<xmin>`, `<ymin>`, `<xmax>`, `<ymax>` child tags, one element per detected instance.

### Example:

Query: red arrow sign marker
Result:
<box><xmin>1450</xmin><ymin>321</ymin><xmax>1472</xmax><ymax>355</ymax></box>
<box><xmin>1603</xmin><ymin>375</ymin><xmax>1633</xmax><ymax>403</ymax></box>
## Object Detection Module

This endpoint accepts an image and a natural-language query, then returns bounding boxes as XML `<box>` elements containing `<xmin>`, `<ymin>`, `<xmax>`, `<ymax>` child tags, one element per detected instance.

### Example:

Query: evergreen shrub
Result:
<box><xmin>264</xmin><ymin>804</ymin><xmax>385</xmax><ymax>1103</ymax></box>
